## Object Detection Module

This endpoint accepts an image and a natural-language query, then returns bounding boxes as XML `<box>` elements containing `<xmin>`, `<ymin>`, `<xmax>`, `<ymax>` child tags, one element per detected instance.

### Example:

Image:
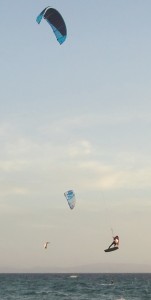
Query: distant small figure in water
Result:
<box><xmin>44</xmin><ymin>242</ymin><xmax>50</xmax><ymax>249</ymax></box>
<box><xmin>111</xmin><ymin>280</ymin><xmax>114</xmax><ymax>284</ymax></box>
<box><xmin>108</xmin><ymin>235</ymin><xmax>119</xmax><ymax>248</ymax></box>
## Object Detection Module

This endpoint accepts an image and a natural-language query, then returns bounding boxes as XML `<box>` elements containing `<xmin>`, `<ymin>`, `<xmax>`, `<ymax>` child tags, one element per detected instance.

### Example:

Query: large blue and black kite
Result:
<box><xmin>36</xmin><ymin>7</ymin><xmax>67</xmax><ymax>45</ymax></box>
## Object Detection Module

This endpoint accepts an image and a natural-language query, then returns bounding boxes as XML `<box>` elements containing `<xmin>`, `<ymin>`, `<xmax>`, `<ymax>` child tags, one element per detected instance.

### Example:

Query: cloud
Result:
<box><xmin>0</xmin><ymin>122</ymin><xmax>13</xmax><ymax>136</ymax></box>
<box><xmin>0</xmin><ymin>183</ymin><xmax>29</xmax><ymax>197</ymax></box>
<box><xmin>76</xmin><ymin>159</ymin><xmax>151</xmax><ymax>190</ymax></box>
<box><xmin>68</xmin><ymin>140</ymin><xmax>92</xmax><ymax>157</ymax></box>
<box><xmin>39</xmin><ymin>111</ymin><xmax>151</xmax><ymax>136</ymax></box>
<box><xmin>0</xmin><ymin>119</ymin><xmax>151</xmax><ymax>197</ymax></box>
<box><xmin>0</xmin><ymin>160</ymin><xmax>28</xmax><ymax>172</ymax></box>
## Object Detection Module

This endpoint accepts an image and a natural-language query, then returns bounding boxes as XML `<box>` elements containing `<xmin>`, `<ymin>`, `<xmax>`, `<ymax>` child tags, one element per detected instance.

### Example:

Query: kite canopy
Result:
<box><xmin>64</xmin><ymin>190</ymin><xmax>76</xmax><ymax>210</ymax></box>
<box><xmin>36</xmin><ymin>7</ymin><xmax>67</xmax><ymax>45</ymax></box>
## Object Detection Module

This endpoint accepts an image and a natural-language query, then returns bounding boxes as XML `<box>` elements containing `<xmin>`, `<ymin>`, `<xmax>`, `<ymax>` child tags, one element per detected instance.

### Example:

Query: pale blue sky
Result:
<box><xmin>0</xmin><ymin>0</ymin><xmax>151</xmax><ymax>272</ymax></box>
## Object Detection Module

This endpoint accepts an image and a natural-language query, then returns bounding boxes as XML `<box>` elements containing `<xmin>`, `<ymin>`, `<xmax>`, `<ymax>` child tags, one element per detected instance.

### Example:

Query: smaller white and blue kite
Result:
<box><xmin>64</xmin><ymin>190</ymin><xmax>76</xmax><ymax>210</ymax></box>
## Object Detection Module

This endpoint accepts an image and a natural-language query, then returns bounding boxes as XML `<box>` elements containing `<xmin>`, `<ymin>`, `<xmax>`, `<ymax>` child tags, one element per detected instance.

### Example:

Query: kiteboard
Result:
<box><xmin>104</xmin><ymin>246</ymin><xmax>119</xmax><ymax>253</ymax></box>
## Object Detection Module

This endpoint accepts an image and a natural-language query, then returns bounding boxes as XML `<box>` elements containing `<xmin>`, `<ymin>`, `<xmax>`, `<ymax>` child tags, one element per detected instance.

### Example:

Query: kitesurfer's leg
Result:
<box><xmin>108</xmin><ymin>242</ymin><xmax>114</xmax><ymax>248</ymax></box>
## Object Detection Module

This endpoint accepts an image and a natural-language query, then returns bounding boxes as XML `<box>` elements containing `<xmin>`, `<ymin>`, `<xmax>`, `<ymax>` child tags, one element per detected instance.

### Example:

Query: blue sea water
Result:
<box><xmin>0</xmin><ymin>273</ymin><xmax>150</xmax><ymax>300</ymax></box>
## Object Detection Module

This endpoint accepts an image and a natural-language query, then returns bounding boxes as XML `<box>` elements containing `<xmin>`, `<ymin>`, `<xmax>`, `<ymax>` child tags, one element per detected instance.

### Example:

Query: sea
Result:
<box><xmin>0</xmin><ymin>273</ymin><xmax>151</xmax><ymax>300</ymax></box>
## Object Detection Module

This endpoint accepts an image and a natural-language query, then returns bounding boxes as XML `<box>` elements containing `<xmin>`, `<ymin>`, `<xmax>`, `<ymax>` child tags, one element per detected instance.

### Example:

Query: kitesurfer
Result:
<box><xmin>108</xmin><ymin>235</ymin><xmax>119</xmax><ymax>248</ymax></box>
<box><xmin>44</xmin><ymin>242</ymin><xmax>50</xmax><ymax>249</ymax></box>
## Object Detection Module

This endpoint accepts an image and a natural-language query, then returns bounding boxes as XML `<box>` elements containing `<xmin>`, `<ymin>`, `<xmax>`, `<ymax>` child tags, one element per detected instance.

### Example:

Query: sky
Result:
<box><xmin>0</xmin><ymin>0</ymin><xmax>151</xmax><ymax>273</ymax></box>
